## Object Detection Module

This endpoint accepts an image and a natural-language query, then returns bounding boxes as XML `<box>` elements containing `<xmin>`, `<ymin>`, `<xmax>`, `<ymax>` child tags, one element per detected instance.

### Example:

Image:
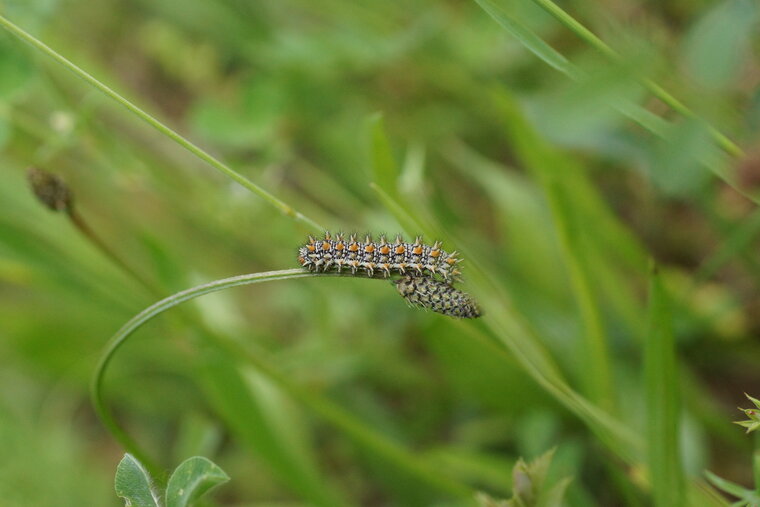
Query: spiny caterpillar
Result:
<box><xmin>297</xmin><ymin>232</ymin><xmax>482</xmax><ymax>319</ymax></box>
<box><xmin>394</xmin><ymin>275</ymin><xmax>481</xmax><ymax>319</ymax></box>
<box><xmin>297</xmin><ymin>232</ymin><xmax>463</xmax><ymax>281</ymax></box>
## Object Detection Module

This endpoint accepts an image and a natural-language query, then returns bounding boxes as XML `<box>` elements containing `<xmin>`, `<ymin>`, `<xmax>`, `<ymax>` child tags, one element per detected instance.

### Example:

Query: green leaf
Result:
<box><xmin>645</xmin><ymin>265</ymin><xmax>685</xmax><ymax>507</ymax></box>
<box><xmin>114</xmin><ymin>454</ymin><xmax>161</xmax><ymax>507</ymax></box>
<box><xmin>165</xmin><ymin>456</ymin><xmax>229</xmax><ymax>507</ymax></box>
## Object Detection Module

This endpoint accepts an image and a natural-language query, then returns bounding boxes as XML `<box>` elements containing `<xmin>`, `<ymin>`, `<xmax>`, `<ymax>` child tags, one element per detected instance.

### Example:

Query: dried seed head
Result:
<box><xmin>27</xmin><ymin>167</ymin><xmax>73</xmax><ymax>213</ymax></box>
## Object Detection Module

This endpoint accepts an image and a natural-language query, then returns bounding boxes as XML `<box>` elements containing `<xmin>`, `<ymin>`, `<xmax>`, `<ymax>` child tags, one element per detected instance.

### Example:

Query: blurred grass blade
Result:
<box><xmin>399</xmin><ymin>142</ymin><xmax>426</xmax><ymax>197</ymax></box>
<box><xmin>546</xmin><ymin>177</ymin><xmax>613</xmax><ymax>410</ymax></box>
<box><xmin>370</xmin><ymin>183</ymin><xmax>429</xmax><ymax>238</ymax></box>
<box><xmin>200</xmin><ymin>348</ymin><xmax>344</xmax><ymax>506</ymax></box>
<box><xmin>695</xmin><ymin>208</ymin><xmax>760</xmax><ymax>284</ymax></box>
<box><xmin>473</xmin><ymin>0</ymin><xmax>578</xmax><ymax>76</ymax></box>
<box><xmin>367</xmin><ymin>113</ymin><xmax>400</xmax><ymax>200</ymax></box>
<box><xmin>495</xmin><ymin>91</ymin><xmax>614</xmax><ymax>411</ymax></box>
<box><xmin>165</xmin><ymin>456</ymin><xmax>229</xmax><ymax>507</ymax></box>
<box><xmin>645</xmin><ymin>264</ymin><xmax>685</xmax><ymax>507</ymax></box>
<box><xmin>114</xmin><ymin>454</ymin><xmax>160</xmax><ymax>507</ymax></box>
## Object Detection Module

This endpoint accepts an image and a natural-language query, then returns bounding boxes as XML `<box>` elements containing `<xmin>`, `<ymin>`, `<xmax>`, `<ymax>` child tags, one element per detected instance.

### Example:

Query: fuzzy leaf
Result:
<box><xmin>114</xmin><ymin>454</ymin><xmax>161</xmax><ymax>507</ymax></box>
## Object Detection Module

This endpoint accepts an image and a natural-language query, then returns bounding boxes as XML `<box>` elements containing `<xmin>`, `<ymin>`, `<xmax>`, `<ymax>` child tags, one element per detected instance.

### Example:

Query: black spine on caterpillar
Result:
<box><xmin>297</xmin><ymin>232</ymin><xmax>463</xmax><ymax>281</ymax></box>
<box><xmin>393</xmin><ymin>275</ymin><xmax>482</xmax><ymax>319</ymax></box>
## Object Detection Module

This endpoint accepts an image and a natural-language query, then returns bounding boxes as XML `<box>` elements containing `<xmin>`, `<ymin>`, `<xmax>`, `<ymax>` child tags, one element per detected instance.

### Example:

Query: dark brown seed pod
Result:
<box><xmin>26</xmin><ymin>167</ymin><xmax>73</xmax><ymax>213</ymax></box>
<box><xmin>394</xmin><ymin>275</ymin><xmax>482</xmax><ymax>319</ymax></box>
<box><xmin>297</xmin><ymin>232</ymin><xmax>463</xmax><ymax>281</ymax></box>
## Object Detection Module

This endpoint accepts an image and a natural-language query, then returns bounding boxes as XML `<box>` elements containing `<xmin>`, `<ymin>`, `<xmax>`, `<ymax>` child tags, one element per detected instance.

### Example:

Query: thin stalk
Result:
<box><xmin>0</xmin><ymin>15</ymin><xmax>323</xmax><ymax>232</ymax></box>
<box><xmin>67</xmin><ymin>209</ymin><xmax>164</xmax><ymax>298</ymax></box>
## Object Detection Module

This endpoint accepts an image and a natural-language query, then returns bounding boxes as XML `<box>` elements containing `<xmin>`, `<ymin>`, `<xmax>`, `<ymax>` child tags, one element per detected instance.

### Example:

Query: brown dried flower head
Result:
<box><xmin>26</xmin><ymin>167</ymin><xmax>73</xmax><ymax>213</ymax></box>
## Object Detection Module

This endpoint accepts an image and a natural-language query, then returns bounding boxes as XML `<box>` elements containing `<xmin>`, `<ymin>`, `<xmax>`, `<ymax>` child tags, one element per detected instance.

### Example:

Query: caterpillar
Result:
<box><xmin>297</xmin><ymin>232</ymin><xmax>462</xmax><ymax>281</ymax></box>
<box><xmin>394</xmin><ymin>275</ymin><xmax>482</xmax><ymax>319</ymax></box>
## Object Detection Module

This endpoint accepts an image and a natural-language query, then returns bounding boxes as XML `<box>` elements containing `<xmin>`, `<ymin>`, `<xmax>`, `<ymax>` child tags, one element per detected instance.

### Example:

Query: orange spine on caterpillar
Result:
<box><xmin>297</xmin><ymin>231</ymin><xmax>463</xmax><ymax>281</ymax></box>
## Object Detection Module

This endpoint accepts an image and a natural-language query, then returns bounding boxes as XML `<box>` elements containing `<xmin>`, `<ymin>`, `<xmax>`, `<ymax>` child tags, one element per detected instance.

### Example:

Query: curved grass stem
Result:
<box><xmin>91</xmin><ymin>269</ymin><xmax>473</xmax><ymax>501</ymax></box>
<box><xmin>90</xmin><ymin>270</ymin><xmax>311</xmax><ymax>477</ymax></box>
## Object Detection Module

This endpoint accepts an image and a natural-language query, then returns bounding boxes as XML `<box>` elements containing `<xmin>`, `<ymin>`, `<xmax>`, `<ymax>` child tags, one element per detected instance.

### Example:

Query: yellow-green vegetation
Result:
<box><xmin>1</xmin><ymin>0</ymin><xmax>759</xmax><ymax>505</ymax></box>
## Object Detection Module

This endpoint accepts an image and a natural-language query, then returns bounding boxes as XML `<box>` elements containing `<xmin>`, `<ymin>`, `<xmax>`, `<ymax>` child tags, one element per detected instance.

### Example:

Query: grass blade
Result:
<box><xmin>645</xmin><ymin>263</ymin><xmax>685</xmax><ymax>506</ymax></box>
<box><xmin>472</xmin><ymin>0</ymin><xmax>578</xmax><ymax>77</ymax></box>
<box><xmin>495</xmin><ymin>91</ymin><xmax>615</xmax><ymax>411</ymax></box>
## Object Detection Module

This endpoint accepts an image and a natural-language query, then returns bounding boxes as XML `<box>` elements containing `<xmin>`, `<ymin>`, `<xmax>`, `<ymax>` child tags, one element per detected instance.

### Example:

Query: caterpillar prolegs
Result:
<box><xmin>298</xmin><ymin>232</ymin><xmax>481</xmax><ymax>318</ymax></box>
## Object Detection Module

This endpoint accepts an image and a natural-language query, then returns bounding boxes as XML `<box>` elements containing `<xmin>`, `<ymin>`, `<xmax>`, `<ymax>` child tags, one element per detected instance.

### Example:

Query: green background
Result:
<box><xmin>0</xmin><ymin>0</ymin><xmax>759</xmax><ymax>505</ymax></box>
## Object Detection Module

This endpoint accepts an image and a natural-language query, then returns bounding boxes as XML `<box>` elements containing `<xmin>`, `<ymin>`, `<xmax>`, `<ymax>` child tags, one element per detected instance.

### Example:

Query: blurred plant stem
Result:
<box><xmin>67</xmin><ymin>209</ymin><xmax>165</xmax><ymax>298</ymax></box>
